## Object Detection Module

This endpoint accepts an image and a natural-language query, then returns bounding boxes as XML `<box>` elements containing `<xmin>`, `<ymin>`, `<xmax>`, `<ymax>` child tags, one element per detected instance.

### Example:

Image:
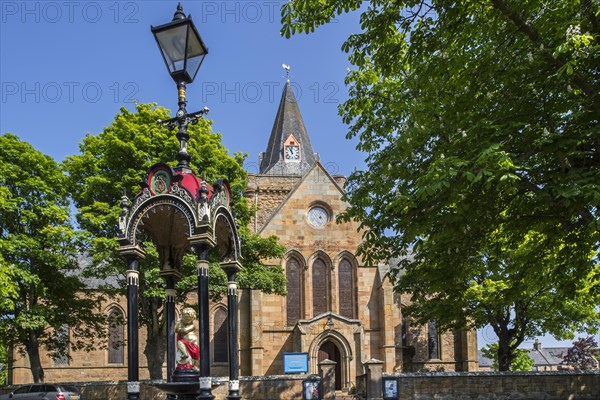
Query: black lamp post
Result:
<box><xmin>121</xmin><ymin>5</ymin><xmax>241</xmax><ymax>400</ymax></box>
<box><xmin>150</xmin><ymin>4</ymin><xmax>213</xmax><ymax>400</ymax></box>
<box><xmin>151</xmin><ymin>2</ymin><xmax>209</xmax><ymax>172</ymax></box>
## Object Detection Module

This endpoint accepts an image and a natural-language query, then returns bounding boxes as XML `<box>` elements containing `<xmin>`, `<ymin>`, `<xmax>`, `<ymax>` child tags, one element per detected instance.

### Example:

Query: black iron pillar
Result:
<box><xmin>193</xmin><ymin>242</ymin><xmax>214</xmax><ymax>400</ymax></box>
<box><xmin>121</xmin><ymin>246</ymin><xmax>145</xmax><ymax>400</ymax></box>
<box><xmin>175</xmin><ymin>83</ymin><xmax>191</xmax><ymax>170</ymax></box>
<box><xmin>165</xmin><ymin>277</ymin><xmax>177</xmax><ymax>400</ymax></box>
<box><xmin>221</xmin><ymin>262</ymin><xmax>242</xmax><ymax>400</ymax></box>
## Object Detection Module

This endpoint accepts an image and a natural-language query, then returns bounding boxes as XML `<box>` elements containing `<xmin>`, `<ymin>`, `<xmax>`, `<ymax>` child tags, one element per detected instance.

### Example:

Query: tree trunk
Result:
<box><xmin>25</xmin><ymin>332</ymin><xmax>44</xmax><ymax>383</ymax></box>
<box><xmin>497</xmin><ymin>344</ymin><xmax>513</xmax><ymax>371</ymax></box>
<box><xmin>496</xmin><ymin>330</ymin><xmax>517</xmax><ymax>372</ymax></box>
<box><xmin>144</xmin><ymin>324</ymin><xmax>166</xmax><ymax>380</ymax></box>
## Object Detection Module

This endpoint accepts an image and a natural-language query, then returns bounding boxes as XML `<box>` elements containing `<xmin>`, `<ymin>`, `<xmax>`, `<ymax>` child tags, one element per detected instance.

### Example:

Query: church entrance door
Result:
<box><xmin>318</xmin><ymin>340</ymin><xmax>342</xmax><ymax>390</ymax></box>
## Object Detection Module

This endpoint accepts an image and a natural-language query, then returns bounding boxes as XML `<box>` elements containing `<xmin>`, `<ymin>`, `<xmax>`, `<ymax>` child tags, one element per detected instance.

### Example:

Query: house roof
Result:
<box><xmin>478</xmin><ymin>350</ymin><xmax>493</xmax><ymax>368</ymax></box>
<box><xmin>477</xmin><ymin>345</ymin><xmax>570</xmax><ymax>370</ymax></box>
<box><xmin>528</xmin><ymin>347</ymin><xmax>569</xmax><ymax>366</ymax></box>
<box><xmin>75</xmin><ymin>254</ymin><xmax>120</xmax><ymax>290</ymax></box>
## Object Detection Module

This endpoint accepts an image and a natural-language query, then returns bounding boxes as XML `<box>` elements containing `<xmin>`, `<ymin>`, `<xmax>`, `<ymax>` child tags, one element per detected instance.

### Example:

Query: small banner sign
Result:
<box><xmin>283</xmin><ymin>352</ymin><xmax>309</xmax><ymax>374</ymax></box>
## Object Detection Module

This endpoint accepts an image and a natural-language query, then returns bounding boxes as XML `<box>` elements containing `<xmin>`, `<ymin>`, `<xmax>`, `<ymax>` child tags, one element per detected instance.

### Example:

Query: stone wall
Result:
<box><xmin>3</xmin><ymin>372</ymin><xmax>597</xmax><ymax>399</ymax></box>
<box><xmin>246</xmin><ymin>173</ymin><xmax>301</xmax><ymax>232</ymax></box>
<box><xmin>0</xmin><ymin>376</ymin><xmax>307</xmax><ymax>400</ymax></box>
<box><xmin>380</xmin><ymin>371</ymin><xmax>600</xmax><ymax>400</ymax></box>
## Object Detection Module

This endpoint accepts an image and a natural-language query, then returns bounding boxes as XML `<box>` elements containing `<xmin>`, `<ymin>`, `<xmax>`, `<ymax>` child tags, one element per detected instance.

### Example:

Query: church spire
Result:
<box><xmin>259</xmin><ymin>80</ymin><xmax>317</xmax><ymax>175</ymax></box>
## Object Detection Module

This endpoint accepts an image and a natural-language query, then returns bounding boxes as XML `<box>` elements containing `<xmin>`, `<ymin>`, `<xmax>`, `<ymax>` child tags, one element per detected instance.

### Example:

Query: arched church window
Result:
<box><xmin>312</xmin><ymin>258</ymin><xmax>329</xmax><ymax>317</ymax></box>
<box><xmin>53</xmin><ymin>324</ymin><xmax>70</xmax><ymax>366</ymax></box>
<box><xmin>107</xmin><ymin>308</ymin><xmax>124</xmax><ymax>364</ymax></box>
<box><xmin>213</xmin><ymin>308</ymin><xmax>228</xmax><ymax>363</ymax></box>
<box><xmin>428</xmin><ymin>320</ymin><xmax>440</xmax><ymax>359</ymax></box>
<box><xmin>286</xmin><ymin>257</ymin><xmax>302</xmax><ymax>325</ymax></box>
<box><xmin>338</xmin><ymin>258</ymin><xmax>355</xmax><ymax>318</ymax></box>
<box><xmin>401</xmin><ymin>320</ymin><xmax>408</xmax><ymax>348</ymax></box>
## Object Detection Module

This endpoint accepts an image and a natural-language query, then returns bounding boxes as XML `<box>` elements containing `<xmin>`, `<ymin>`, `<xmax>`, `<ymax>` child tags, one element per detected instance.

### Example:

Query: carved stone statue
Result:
<box><xmin>174</xmin><ymin>307</ymin><xmax>199</xmax><ymax>371</ymax></box>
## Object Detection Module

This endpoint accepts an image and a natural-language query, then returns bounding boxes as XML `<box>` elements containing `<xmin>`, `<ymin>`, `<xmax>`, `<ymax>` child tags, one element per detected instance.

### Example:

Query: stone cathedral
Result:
<box><xmin>7</xmin><ymin>81</ymin><xmax>478</xmax><ymax>388</ymax></box>
<box><xmin>236</xmin><ymin>81</ymin><xmax>479</xmax><ymax>389</ymax></box>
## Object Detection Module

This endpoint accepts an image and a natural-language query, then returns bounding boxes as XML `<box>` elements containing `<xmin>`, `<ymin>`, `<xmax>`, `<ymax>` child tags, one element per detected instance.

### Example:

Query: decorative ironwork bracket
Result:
<box><xmin>157</xmin><ymin>107</ymin><xmax>210</xmax><ymax>131</ymax></box>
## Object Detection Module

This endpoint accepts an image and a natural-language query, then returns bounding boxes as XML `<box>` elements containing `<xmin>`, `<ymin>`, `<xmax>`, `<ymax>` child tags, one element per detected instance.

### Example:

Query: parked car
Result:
<box><xmin>0</xmin><ymin>384</ymin><xmax>81</xmax><ymax>400</ymax></box>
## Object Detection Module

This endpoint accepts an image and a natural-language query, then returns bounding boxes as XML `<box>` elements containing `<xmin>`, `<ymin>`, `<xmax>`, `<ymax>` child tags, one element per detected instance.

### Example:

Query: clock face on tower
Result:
<box><xmin>285</xmin><ymin>145</ymin><xmax>300</xmax><ymax>161</ymax></box>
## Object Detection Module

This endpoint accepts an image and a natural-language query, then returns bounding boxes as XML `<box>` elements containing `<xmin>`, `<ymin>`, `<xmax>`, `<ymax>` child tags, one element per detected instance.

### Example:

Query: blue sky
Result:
<box><xmin>0</xmin><ymin>1</ymin><xmax>591</xmax><ymax>350</ymax></box>
<box><xmin>1</xmin><ymin>0</ymin><xmax>363</xmax><ymax>176</ymax></box>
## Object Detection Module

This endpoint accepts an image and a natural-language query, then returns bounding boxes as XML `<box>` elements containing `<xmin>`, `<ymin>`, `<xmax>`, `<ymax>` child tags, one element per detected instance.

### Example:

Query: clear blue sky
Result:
<box><xmin>0</xmin><ymin>0</ymin><xmax>363</xmax><ymax>176</ymax></box>
<box><xmin>0</xmin><ymin>1</ymin><xmax>590</xmax><ymax>350</ymax></box>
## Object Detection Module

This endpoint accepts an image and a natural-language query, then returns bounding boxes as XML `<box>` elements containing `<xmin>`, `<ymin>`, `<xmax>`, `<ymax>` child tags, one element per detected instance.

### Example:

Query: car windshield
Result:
<box><xmin>13</xmin><ymin>386</ymin><xmax>29</xmax><ymax>394</ymax></box>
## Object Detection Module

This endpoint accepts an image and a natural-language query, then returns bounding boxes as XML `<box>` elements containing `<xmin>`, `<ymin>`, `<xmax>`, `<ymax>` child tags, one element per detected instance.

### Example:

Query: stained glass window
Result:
<box><xmin>108</xmin><ymin>309</ymin><xmax>124</xmax><ymax>364</ymax></box>
<box><xmin>338</xmin><ymin>259</ymin><xmax>354</xmax><ymax>318</ymax></box>
<box><xmin>428</xmin><ymin>320</ymin><xmax>440</xmax><ymax>359</ymax></box>
<box><xmin>286</xmin><ymin>257</ymin><xmax>302</xmax><ymax>325</ymax></box>
<box><xmin>53</xmin><ymin>325</ymin><xmax>70</xmax><ymax>366</ymax></box>
<box><xmin>213</xmin><ymin>308</ymin><xmax>228</xmax><ymax>363</ymax></box>
<box><xmin>312</xmin><ymin>259</ymin><xmax>328</xmax><ymax>316</ymax></box>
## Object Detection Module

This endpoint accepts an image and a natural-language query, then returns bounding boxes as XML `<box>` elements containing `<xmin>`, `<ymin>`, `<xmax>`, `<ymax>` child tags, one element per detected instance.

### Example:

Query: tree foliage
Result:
<box><xmin>482</xmin><ymin>343</ymin><xmax>534</xmax><ymax>371</ymax></box>
<box><xmin>63</xmin><ymin>103</ymin><xmax>285</xmax><ymax>379</ymax></box>
<box><xmin>282</xmin><ymin>0</ymin><xmax>600</xmax><ymax>371</ymax></box>
<box><xmin>0</xmin><ymin>134</ymin><xmax>105</xmax><ymax>382</ymax></box>
<box><xmin>563</xmin><ymin>336</ymin><xmax>599</xmax><ymax>370</ymax></box>
<box><xmin>0</xmin><ymin>339</ymin><xmax>7</xmax><ymax>385</ymax></box>
<box><xmin>0</xmin><ymin>254</ymin><xmax>18</xmax><ymax>315</ymax></box>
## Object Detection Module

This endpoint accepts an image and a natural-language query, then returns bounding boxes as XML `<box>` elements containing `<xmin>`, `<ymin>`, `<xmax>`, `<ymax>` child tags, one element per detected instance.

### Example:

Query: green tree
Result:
<box><xmin>482</xmin><ymin>343</ymin><xmax>534</xmax><ymax>371</ymax></box>
<box><xmin>63</xmin><ymin>103</ymin><xmax>285</xmax><ymax>379</ymax></box>
<box><xmin>0</xmin><ymin>134</ymin><xmax>105</xmax><ymax>382</ymax></box>
<box><xmin>282</xmin><ymin>0</ymin><xmax>600</xmax><ymax>370</ymax></box>
<box><xmin>0</xmin><ymin>340</ymin><xmax>7</xmax><ymax>385</ymax></box>
<box><xmin>0</xmin><ymin>254</ymin><xmax>16</xmax><ymax>385</ymax></box>
<box><xmin>0</xmin><ymin>253</ymin><xmax>18</xmax><ymax>315</ymax></box>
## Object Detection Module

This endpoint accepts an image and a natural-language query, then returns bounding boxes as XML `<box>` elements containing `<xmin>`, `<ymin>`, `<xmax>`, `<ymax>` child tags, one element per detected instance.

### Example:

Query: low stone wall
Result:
<box><xmin>3</xmin><ymin>371</ymin><xmax>598</xmax><ymax>399</ymax></box>
<box><xmin>0</xmin><ymin>375</ymin><xmax>308</xmax><ymax>400</ymax></box>
<box><xmin>240</xmin><ymin>375</ymin><xmax>305</xmax><ymax>399</ymax></box>
<box><xmin>383</xmin><ymin>371</ymin><xmax>600</xmax><ymax>400</ymax></box>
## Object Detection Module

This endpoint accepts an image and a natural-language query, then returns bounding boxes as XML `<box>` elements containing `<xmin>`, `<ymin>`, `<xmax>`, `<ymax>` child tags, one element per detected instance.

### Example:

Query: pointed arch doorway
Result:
<box><xmin>318</xmin><ymin>340</ymin><xmax>342</xmax><ymax>390</ymax></box>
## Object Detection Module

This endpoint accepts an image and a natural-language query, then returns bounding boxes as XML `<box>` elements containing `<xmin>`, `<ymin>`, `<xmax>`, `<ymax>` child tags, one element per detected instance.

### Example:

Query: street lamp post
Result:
<box><xmin>147</xmin><ymin>5</ymin><xmax>244</xmax><ymax>400</ymax></box>
<box><xmin>118</xmin><ymin>5</ymin><xmax>243</xmax><ymax>400</ymax></box>
<box><xmin>151</xmin><ymin>4</ymin><xmax>213</xmax><ymax>400</ymax></box>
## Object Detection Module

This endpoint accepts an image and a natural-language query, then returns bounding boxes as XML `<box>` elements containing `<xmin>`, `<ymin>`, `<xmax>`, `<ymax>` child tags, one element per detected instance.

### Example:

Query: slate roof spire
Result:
<box><xmin>259</xmin><ymin>80</ymin><xmax>317</xmax><ymax>175</ymax></box>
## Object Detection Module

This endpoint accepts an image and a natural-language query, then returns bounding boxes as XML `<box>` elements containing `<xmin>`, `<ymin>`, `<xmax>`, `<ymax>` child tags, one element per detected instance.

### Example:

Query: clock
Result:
<box><xmin>307</xmin><ymin>206</ymin><xmax>329</xmax><ymax>227</ymax></box>
<box><xmin>285</xmin><ymin>145</ymin><xmax>300</xmax><ymax>160</ymax></box>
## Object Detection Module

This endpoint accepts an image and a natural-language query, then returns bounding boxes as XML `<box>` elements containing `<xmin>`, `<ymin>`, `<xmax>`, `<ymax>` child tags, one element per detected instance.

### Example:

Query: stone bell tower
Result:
<box><xmin>258</xmin><ymin>80</ymin><xmax>318</xmax><ymax>176</ymax></box>
<box><xmin>247</xmin><ymin>80</ymin><xmax>329</xmax><ymax>233</ymax></box>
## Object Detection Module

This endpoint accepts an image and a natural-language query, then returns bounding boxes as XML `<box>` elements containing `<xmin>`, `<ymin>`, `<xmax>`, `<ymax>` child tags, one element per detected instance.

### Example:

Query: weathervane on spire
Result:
<box><xmin>282</xmin><ymin>64</ymin><xmax>291</xmax><ymax>81</ymax></box>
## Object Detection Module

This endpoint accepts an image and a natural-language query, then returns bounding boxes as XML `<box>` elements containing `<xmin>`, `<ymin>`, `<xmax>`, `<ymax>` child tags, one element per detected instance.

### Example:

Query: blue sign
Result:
<box><xmin>284</xmin><ymin>352</ymin><xmax>309</xmax><ymax>374</ymax></box>
<box><xmin>383</xmin><ymin>377</ymin><xmax>399</xmax><ymax>399</ymax></box>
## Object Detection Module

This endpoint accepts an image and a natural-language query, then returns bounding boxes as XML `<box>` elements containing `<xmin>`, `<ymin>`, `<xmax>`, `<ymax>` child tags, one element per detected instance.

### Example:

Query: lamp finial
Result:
<box><xmin>173</xmin><ymin>3</ymin><xmax>186</xmax><ymax>20</ymax></box>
